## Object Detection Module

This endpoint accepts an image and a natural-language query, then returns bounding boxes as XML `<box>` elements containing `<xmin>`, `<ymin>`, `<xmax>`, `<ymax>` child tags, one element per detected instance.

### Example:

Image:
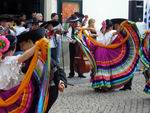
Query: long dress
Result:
<box><xmin>141</xmin><ymin>32</ymin><xmax>150</xmax><ymax>94</ymax></box>
<box><xmin>0</xmin><ymin>56</ymin><xmax>44</xmax><ymax>113</ymax></box>
<box><xmin>0</xmin><ymin>56</ymin><xmax>36</xmax><ymax>113</ymax></box>
<box><xmin>90</xmin><ymin>22</ymin><xmax>140</xmax><ymax>90</ymax></box>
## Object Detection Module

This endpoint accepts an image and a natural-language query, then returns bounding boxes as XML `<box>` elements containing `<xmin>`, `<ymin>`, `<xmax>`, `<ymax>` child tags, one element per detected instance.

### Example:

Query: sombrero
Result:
<box><xmin>111</xmin><ymin>18</ymin><xmax>127</xmax><ymax>25</ymax></box>
<box><xmin>17</xmin><ymin>27</ymin><xmax>46</xmax><ymax>44</ymax></box>
<box><xmin>74</xmin><ymin>12</ymin><xmax>85</xmax><ymax>19</ymax></box>
<box><xmin>66</xmin><ymin>14</ymin><xmax>81</xmax><ymax>23</ymax></box>
<box><xmin>40</xmin><ymin>20</ymin><xmax>59</xmax><ymax>28</ymax></box>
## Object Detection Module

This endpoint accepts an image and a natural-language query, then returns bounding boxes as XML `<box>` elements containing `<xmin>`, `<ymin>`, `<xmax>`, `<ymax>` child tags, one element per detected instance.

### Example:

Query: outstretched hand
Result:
<box><xmin>58</xmin><ymin>80</ymin><xmax>65</xmax><ymax>92</ymax></box>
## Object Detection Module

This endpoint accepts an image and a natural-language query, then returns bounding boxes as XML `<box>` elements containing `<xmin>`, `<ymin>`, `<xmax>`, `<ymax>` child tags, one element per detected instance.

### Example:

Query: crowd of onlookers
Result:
<box><xmin>0</xmin><ymin>12</ymin><xmax>44</xmax><ymax>35</ymax></box>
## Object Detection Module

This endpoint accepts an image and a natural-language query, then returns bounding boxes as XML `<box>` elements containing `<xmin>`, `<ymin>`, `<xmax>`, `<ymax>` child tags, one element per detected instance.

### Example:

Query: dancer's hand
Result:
<box><xmin>58</xmin><ymin>80</ymin><xmax>65</xmax><ymax>92</ymax></box>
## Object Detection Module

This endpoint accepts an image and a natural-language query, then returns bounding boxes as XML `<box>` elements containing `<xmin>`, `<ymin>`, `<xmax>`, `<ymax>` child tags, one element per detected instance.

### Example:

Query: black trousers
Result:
<box><xmin>51</xmin><ymin>48</ymin><xmax>57</xmax><ymax>63</ymax></box>
<box><xmin>69</xmin><ymin>43</ymin><xmax>76</xmax><ymax>75</ymax></box>
<box><xmin>45</xmin><ymin>86</ymin><xmax>58</xmax><ymax>113</ymax></box>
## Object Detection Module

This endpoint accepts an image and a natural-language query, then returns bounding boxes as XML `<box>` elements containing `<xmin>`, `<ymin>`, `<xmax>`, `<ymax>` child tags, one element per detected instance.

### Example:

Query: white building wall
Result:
<box><xmin>44</xmin><ymin>0</ymin><xmax>57</xmax><ymax>21</ymax></box>
<box><xmin>83</xmin><ymin>0</ymin><xmax>128</xmax><ymax>28</ymax></box>
<box><xmin>83</xmin><ymin>0</ymin><xmax>148</xmax><ymax>28</ymax></box>
<box><xmin>44</xmin><ymin>0</ymin><xmax>148</xmax><ymax>24</ymax></box>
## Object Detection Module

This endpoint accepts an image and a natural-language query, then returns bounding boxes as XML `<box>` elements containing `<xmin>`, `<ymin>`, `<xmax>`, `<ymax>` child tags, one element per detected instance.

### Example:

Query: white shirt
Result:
<box><xmin>97</xmin><ymin>30</ymin><xmax>118</xmax><ymax>45</ymax></box>
<box><xmin>49</xmin><ymin>35</ymin><xmax>57</xmax><ymax>48</ymax></box>
<box><xmin>15</xmin><ymin>26</ymin><xmax>27</xmax><ymax>36</ymax></box>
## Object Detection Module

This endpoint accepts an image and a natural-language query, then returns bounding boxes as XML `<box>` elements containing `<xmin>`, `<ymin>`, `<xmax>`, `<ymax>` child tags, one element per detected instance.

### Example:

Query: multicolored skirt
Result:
<box><xmin>141</xmin><ymin>32</ymin><xmax>150</xmax><ymax>94</ymax></box>
<box><xmin>140</xmin><ymin>32</ymin><xmax>150</xmax><ymax>68</ymax></box>
<box><xmin>0</xmin><ymin>75</ymin><xmax>40</xmax><ymax>113</ymax></box>
<box><xmin>91</xmin><ymin>22</ymin><xmax>140</xmax><ymax>89</ymax></box>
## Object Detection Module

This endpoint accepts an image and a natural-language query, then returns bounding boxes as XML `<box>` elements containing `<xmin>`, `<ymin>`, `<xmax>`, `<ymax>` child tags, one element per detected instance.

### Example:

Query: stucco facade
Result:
<box><xmin>45</xmin><ymin>0</ymin><xmax>146</xmax><ymax>22</ymax></box>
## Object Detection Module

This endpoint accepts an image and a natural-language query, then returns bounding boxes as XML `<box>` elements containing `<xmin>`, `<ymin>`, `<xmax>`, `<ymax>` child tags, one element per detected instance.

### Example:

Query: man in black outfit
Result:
<box><xmin>16</xmin><ymin>28</ymin><xmax>67</xmax><ymax>112</ymax></box>
<box><xmin>45</xmin><ymin>58</ymin><xmax>67</xmax><ymax>112</ymax></box>
<box><xmin>66</xmin><ymin>14</ymin><xmax>86</xmax><ymax>78</ymax></box>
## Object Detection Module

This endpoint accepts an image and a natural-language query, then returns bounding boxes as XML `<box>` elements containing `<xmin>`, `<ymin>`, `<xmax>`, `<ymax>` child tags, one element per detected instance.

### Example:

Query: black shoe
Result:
<box><xmin>68</xmin><ymin>75</ymin><xmax>74</xmax><ymax>78</ymax></box>
<box><xmin>68</xmin><ymin>73</ymin><xmax>74</xmax><ymax>78</ymax></box>
<box><xmin>78</xmin><ymin>74</ymin><xmax>86</xmax><ymax>78</ymax></box>
<box><xmin>120</xmin><ymin>87</ymin><xmax>132</xmax><ymax>91</ymax></box>
<box><xmin>94</xmin><ymin>88</ymin><xmax>101</xmax><ymax>92</ymax></box>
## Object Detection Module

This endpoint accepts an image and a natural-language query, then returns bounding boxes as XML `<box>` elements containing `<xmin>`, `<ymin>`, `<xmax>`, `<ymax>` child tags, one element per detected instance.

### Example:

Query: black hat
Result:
<box><xmin>0</xmin><ymin>14</ymin><xmax>14</xmax><ymax>22</ymax></box>
<box><xmin>40</xmin><ymin>20</ymin><xmax>59</xmax><ymax>28</ymax></box>
<box><xmin>17</xmin><ymin>27</ymin><xmax>46</xmax><ymax>44</ymax></box>
<box><xmin>31</xmin><ymin>27</ymin><xmax>46</xmax><ymax>42</ymax></box>
<box><xmin>74</xmin><ymin>12</ymin><xmax>85</xmax><ymax>19</ymax></box>
<box><xmin>67</xmin><ymin>14</ymin><xmax>81</xmax><ymax>23</ymax></box>
<box><xmin>16</xmin><ymin>31</ymin><xmax>31</xmax><ymax>51</ymax></box>
<box><xmin>111</xmin><ymin>18</ymin><xmax>127</xmax><ymax>25</ymax></box>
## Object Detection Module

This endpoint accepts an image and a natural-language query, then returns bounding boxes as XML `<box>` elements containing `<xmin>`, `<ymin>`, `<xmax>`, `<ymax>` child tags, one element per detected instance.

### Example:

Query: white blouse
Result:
<box><xmin>0</xmin><ymin>56</ymin><xmax>23</xmax><ymax>90</ymax></box>
<box><xmin>96</xmin><ymin>30</ymin><xmax>118</xmax><ymax>45</ymax></box>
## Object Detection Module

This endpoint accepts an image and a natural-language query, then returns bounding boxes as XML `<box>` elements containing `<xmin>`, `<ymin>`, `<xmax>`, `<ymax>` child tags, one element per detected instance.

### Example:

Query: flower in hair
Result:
<box><xmin>101</xmin><ymin>20</ymin><xmax>106</xmax><ymax>33</ymax></box>
<box><xmin>0</xmin><ymin>35</ymin><xmax>10</xmax><ymax>53</ymax></box>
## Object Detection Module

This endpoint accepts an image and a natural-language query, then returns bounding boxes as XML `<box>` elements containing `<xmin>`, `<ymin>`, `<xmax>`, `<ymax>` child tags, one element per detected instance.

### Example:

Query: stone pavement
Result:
<box><xmin>49</xmin><ymin>70</ymin><xmax>150</xmax><ymax>113</ymax></box>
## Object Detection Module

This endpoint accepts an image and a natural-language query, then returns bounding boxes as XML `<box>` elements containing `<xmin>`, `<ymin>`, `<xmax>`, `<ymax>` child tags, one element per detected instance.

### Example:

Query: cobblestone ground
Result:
<box><xmin>49</xmin><ymin>70</ymin><xmax>150</xmax><ymax>113</ymax></box>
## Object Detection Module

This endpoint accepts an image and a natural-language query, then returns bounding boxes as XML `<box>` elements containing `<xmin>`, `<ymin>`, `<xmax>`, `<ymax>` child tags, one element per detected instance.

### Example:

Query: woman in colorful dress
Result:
<box><xmin>0</xmin><ymin>29</ymin><xmax>49</xmax><ymax>112</ymax></box>
<box><xmin>86</xmin><ymin>19</ymin><xmax>140</xmax><ymax>91</ymax></box>
<box><xmin>0</xmin><ymin>35</ymin><xmax>38</xmax><ymax>112</ymax></box>
<box><xmin>141</xmin><ymin>31</ymin><xmax>150</xmax><ymax>94</ymax></box>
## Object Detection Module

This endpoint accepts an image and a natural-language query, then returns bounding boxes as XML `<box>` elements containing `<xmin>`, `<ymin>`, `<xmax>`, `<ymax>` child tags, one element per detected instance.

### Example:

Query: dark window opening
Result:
<box><xmin>0</xmin><ymin>0</ymin><xmax>44</xmax><ymax>19</ymax></box>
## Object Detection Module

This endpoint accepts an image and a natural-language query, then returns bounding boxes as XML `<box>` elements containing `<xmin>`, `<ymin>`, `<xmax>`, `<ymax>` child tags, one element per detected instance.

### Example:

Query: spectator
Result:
<box><xmin>51</xmin><ymin>13</ymin><xmax>62</xmax><ymax>65</ymax></box>
<box><xmin>15</xmin><ymin>19</ymin><xmax>27</xmax><ymax>36</ymax></box>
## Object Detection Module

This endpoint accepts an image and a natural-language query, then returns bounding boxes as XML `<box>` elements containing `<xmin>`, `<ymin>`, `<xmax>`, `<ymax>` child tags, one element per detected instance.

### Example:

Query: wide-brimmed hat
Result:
<box><xmin>31</xmin><ymin>27</ymin><xmax>46</xmax><ymax>42</ymax></box>
<box><xmin>66</xmin><ymin>14</ymin><xmax>81</xmax><ymax>23</ymax></box>
<box><xmin>16</xmin><ymin>28</ymin><xmax>46</xmax><ymax>51</ymax></box>
<box><xmin>111</xmin><ymin>18</ymin><xmax>127</xmax><ymax>25</ymax></box>
<box><xmin>40</xmin><ymin>20</ymin><xmax>59</xmax><ymax>28</ymax></box>
<box><xmin>17</xmin><ymin>27</ymin><xmax>46</xmax><ymax>44</ymax></box>
<box><xmin>74</xmin><ymin>12</ymin><xmax>85</xmax><ymax>19</ymax></box>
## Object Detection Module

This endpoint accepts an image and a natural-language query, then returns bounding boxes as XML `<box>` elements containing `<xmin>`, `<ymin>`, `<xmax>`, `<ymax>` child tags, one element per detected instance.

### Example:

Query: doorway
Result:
<box><xmin>57</xmin><ymin>0</ymin><xmax>83</xmax><ymax>22</ymax></box>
